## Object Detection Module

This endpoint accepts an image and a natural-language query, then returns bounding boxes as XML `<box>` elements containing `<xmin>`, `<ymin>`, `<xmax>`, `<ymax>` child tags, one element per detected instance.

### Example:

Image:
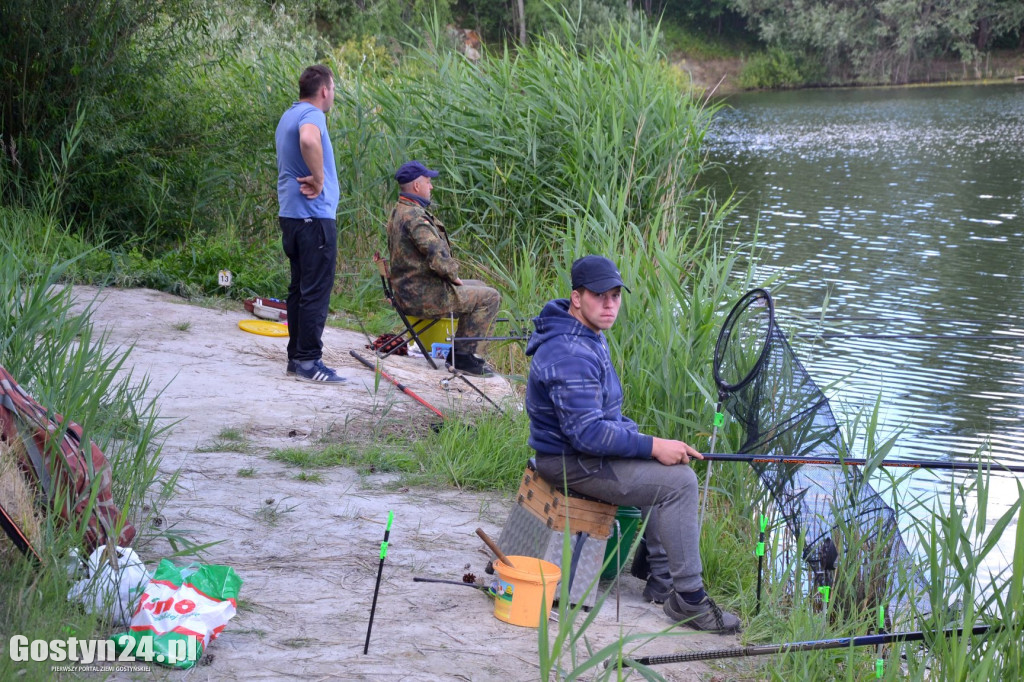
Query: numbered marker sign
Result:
<box><xmin>218</xmin><ymin>270</ymin><xmax>232</xmax><ymax>287</ymax></box>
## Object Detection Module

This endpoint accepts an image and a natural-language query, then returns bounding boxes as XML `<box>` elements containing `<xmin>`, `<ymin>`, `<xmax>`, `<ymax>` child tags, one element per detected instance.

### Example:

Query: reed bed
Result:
<box><xmin>0</xmin><ymin>232</ymin><xmax>173</xmax><ymax>682</ymax></box>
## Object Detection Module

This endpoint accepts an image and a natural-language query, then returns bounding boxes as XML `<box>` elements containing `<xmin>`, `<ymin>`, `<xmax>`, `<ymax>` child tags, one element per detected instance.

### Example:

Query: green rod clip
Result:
<box><xmin>713</xmin><ymin>412</ymin><xmax>725</xmax><ymax>427</ymax></box>
<box><xmin>380</xmin><ymin>511</ymin><xmax>394</xmax><ymax>559</ymax></box>
<box><xmin>817</xmin><ymin>586</ymin><xmax>830</xmax><ymax>603</ymax></box>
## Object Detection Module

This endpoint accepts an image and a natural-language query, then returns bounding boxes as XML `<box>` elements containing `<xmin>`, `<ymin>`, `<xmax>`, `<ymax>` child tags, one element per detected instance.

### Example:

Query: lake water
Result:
<box><xmin>705</xmin><ymin>83</ymin><xmax>1024</xmax><ymax>576</ymax></box>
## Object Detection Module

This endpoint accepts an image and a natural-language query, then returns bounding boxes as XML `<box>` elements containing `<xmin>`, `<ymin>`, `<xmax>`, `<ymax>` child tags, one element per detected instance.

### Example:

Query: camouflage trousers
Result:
<box><xmin>448</xmin><ymin>279</ymin><xmax>500</xmax><ymax>356</ymax></box>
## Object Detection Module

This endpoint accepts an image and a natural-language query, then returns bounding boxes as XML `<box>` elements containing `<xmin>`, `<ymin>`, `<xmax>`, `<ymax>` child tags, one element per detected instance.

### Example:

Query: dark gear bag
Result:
<box><xmin>0</xmin><ymin>364</ymin><xmax>136</xmax><ymax>551</ymax></box>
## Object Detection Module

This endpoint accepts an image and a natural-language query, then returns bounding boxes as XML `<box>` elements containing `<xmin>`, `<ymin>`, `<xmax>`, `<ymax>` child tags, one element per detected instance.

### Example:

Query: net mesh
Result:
<box><xmin>713</xmin><ymin>289</ymin><xmax>928</xmax><ymax>615</ymax></box>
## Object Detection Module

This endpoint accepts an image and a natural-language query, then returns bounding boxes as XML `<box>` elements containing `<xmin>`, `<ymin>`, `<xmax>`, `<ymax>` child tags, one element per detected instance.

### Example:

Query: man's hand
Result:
<box><xmin>297</xmin><ymin>175</ymin><xmax>323</xmax><ymax>198</ymax></box>
<box><xmin>651</xmin><ymin>437</ymin><xmax>704</xmax><ymax>466</ymax></box>
<box><xmin>451</xmin><ymin>277</ymin><xmax>464</xmax><ymax>286</ymax></box>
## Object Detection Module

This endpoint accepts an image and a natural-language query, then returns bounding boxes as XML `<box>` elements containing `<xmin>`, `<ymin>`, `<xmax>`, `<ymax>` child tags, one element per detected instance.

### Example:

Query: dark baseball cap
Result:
<box><xmin>571</xmin><ymin>255</ymin><xmax>630</xmax><ymax>294</ymax></box>
<box><xmin>394</xmin><ymin>160</ymin><xmax>440</xmax><ymax>184</ymax></box>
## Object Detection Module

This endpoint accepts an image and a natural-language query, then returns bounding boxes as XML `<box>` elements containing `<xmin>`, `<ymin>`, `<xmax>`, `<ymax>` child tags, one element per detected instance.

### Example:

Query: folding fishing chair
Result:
<box><xmin>372</xmin><ymin>251</ymin><xmax>533</xmax><ymax>374</ymax></box>
<box><xmin>372</xmin><ymin>252</ymin><xmax>451</xmax><ymax>369</ymax></box>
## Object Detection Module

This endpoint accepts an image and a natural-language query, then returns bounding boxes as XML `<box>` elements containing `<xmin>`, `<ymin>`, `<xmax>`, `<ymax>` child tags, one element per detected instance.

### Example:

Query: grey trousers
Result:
<box><xmin>534</xmin><ymin>454</ymin><xmax>703</xmax><ymax>593</ymax></box>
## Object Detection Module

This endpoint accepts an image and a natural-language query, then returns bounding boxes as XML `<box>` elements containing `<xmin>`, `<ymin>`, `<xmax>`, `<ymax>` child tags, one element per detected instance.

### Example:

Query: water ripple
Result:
<box><xmin>707</xmin><ymin>84</ymin><xmax>1024</xmax><ymax>472</ymax></box>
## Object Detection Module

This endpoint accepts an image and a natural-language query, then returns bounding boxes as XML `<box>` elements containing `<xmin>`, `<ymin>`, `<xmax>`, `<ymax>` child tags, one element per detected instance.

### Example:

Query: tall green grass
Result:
<box><xmin>0</xmin><ymin>225</ymin><xmax>175</xmax><ymax>681</ymax></box>
<box><xmin>334</xmin><ymin>11</ymin><xmax>715</xmax><ymax>258</ymax></box>
<box><xmin>4</xmin><ymin>7</ymin><xmax>731</xmax><ymax>309</ymax></box>
<box><xmin>537</xmin><ymin>443</ymin><xmax>1023</xmax><ymax>679</ymax></box>
<box><xmin>898</xmin><ymin>461</ymin><xmax>1024</xmax><ymax>679</ymax></box>
<box><xmin>741</xmin><ymin>461</ymin><xmax>1024</xmax><ymax>680</ymax></box>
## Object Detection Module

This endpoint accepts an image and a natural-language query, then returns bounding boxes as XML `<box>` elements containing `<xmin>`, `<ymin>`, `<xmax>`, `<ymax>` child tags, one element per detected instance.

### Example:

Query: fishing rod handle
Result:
<box><xmin>615</xmin><ymin>624</ymin><xmax>992</xmax><ymax>667</ymax></box>
<box><xmin>475</xmin><ymin>527</ymin><xmax>515</xmax><ymax>568</ymax></box>
<box><xmin>413</xmin><ymin>577</ymin><xmax>483</xmax><ymax>588</ymax></box>
<box><xmin>606</xmin><ymin>647</ymin><xmax>751</xmax><ymax>668</ymax></box>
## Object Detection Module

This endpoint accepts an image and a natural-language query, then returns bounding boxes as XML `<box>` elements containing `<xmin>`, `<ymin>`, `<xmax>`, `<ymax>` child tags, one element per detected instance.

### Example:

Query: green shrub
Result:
<box><xmin>126</xmin><ymin>232</ymin><xmax>289</xmax><ymax>300</ymax></box>
<box><xmin>738</xmin><ymin>47</ymin><xmax>805</xmax><ymax>89</ymax></box>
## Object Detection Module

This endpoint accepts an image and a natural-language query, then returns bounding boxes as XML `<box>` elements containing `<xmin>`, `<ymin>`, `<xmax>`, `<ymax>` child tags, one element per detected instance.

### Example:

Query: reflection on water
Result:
<box><xmin>705</xmin><ymin>84</ymin><xmax>1024</xmax><ymax>576</ymax></box>
<box><xmin>706</xmin><ymin>84</ymin><xmax>1024</xmax><ymax>469</ymax></box>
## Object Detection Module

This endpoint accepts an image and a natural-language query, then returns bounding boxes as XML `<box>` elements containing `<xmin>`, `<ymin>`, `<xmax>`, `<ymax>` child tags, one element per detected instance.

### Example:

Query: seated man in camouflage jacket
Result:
<box><xmin>386</xmin><ymin>160</ymin><xmax>500</xmax><ymax>377</ymax></box>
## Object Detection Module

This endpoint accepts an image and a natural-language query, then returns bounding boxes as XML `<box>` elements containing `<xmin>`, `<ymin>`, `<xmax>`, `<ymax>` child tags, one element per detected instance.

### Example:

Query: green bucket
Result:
<box><xmin>601</xmin><ymin>507</ymin><xmax>642</xmax><ymax>580</ymax></box>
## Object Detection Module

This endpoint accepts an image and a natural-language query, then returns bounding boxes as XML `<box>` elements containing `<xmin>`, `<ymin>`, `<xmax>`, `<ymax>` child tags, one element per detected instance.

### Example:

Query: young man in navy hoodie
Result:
<box><xmin>524</xmin><ymin>255</ymin><xmax>741</xmax><ymax>634</ymax></box>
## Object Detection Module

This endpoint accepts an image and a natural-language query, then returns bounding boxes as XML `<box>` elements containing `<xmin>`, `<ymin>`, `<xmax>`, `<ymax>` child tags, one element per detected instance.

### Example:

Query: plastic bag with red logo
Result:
<box><xmin>111</xmin><ymin>559</ymin><xmax>242</xmax><ymax>669</ymax></box>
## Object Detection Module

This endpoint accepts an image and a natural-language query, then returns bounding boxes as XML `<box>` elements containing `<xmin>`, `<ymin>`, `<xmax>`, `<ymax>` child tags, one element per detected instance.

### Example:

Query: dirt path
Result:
<box><xmin>71</xmin><ymin>286</ymin><xmax>736</xmax><ymax>681</ymax></box>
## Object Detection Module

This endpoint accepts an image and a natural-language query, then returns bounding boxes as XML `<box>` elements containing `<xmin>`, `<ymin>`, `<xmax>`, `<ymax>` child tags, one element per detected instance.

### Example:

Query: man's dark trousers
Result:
<box><xmin>280</xmin><ymin>217</ymin><xmax>337</xmax><ymax>363</ymax></box>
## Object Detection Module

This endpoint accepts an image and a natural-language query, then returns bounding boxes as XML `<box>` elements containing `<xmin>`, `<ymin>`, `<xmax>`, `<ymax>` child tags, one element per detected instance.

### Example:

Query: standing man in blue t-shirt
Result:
<box><xmin>276</xmin><ymin>65</ymin><xmax>345</xmax><ymax>384</ymax></box>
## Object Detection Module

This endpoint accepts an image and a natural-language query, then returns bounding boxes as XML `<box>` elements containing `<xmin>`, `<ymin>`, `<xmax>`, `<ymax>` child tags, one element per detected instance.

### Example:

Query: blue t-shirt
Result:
<box><xmin>275</xmin><ymin>101</ymin><xmax>339</xmax><ymax>219</ymax></box>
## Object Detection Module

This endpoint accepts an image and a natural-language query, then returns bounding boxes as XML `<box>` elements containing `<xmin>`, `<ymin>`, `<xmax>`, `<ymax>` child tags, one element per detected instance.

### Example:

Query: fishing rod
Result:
<box><xmin>605</xmin><ymin>623</ymin><xmax>995</xmax><ymax>668</ymax></box>
<box><xmin>413</xmin><ymin>576</ymin><xmax>487</xmax><ymax>590</ymax></box>
<box><xmin>700</xmin><ymin>452</ymin><xmax>1024</xmax><ymax>474</ymax></box>
<box><xmin>350</xmin><ymin>350</ymin><xmax>446</xmax><ymax>420</ymax></box>
<box><xmin>453</xmin><ymin>373</ymin><xmax>505</xmax><ymax>415</ymax></box>
<box><xmin>797</xmin><ymin>332</ymin><xmax>1024</xmax><ymax>341</ymax></box>
<box><xmin>450</xmin><ymin>335</ymin><xmax>530</xmax><ymax>342</ymax></box>
<box><xmin>818</xmin><ymin>315</ymin><xmax>997</xmax><ymax>325</ymax></box>
<box><xmin>453</xmin><ymin>318</ymin><xmax>532</xmax><ymax>343</ymax></box>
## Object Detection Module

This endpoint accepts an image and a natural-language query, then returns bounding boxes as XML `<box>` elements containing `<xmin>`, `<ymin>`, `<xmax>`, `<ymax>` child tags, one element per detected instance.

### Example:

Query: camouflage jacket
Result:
<box><xmin>386</xmin><ymin>196</ymin><xmax>460</xmax><ymax>317</ymax></box>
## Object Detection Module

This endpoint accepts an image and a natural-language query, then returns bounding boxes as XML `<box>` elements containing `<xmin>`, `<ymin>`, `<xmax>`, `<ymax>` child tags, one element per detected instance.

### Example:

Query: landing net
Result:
<box><xmin>713</xmin><ymin>288</ymin><xmax>928</xmax><ymax>616</ymax></box>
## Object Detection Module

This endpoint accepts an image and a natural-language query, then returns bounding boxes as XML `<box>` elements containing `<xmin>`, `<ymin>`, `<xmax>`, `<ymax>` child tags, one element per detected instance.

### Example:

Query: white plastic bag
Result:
<box><xmin>68</xmin><ymin>544</ymin><xmax>150</xmax><ymax>626</ymax></box>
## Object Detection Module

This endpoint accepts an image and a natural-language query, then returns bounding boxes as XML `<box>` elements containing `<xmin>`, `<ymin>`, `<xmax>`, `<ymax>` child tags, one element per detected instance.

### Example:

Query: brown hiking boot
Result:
<box><xmin>663</xmin><ymin>593</ymin><xmax>741</xmax><ymax>634</ymax></box>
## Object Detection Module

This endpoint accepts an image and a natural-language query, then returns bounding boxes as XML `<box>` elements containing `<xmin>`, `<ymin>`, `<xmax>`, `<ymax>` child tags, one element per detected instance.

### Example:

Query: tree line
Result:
<box><xmin>302</xmin><ymin>2</ymin><xmax>1024</xmax><ymax>85</ymax></box>
<box><xmin>322</xmin><ymin>1</ymin><xmax>1024</xmax><ymax>67</ymax></box>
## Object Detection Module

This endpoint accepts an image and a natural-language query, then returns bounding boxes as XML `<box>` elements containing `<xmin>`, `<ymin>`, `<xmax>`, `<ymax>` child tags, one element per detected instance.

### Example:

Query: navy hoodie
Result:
<box><xmin>525</xmin><ymin>299</ymin><xmax>653</xmax><ymax>459</ymax></box>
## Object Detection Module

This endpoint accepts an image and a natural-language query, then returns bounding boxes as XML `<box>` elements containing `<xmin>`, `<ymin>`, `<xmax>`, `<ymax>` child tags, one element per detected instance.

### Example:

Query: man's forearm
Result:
<box><xmin>299</xmin><ymin>139</ymin><xmax>324</xmax><ymax>184</ymax></box>
<box><xmin>562</xmin><ymin>417</ymin><xmax>654</xmax><ymax>459</ymax></box>
<box><xmin>298</xmin><ymin>123</ymin><xmax>324</xmax><ymax>187</ymax></box>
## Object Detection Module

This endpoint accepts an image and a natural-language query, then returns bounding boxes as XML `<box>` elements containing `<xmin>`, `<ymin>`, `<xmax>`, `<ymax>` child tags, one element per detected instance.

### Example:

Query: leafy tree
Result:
<box><xmin>453</xmin><ymin>0</ymin><xmax>647</xmax><ymax>46</ymax></box>
<box><xmin>0</xmin><ymin>0</ymin><xmax>213</xmax><ymax>209</ymax></box>
<box><xmin>311</xmin><ymin>0</ymin><xmax>454</xmax><ymax>44</ymax></box>
<box><xmin>664</xmin><ymin>0</ymin><xmax>740</xmax><ymax>33</ymax></box>
<box><xmin>2</xmin><ymin>0</ymin><xmax>326</xmax><ymax>243</ymax></box>
<box><xmin>451</xmin><ymin>1</ymin><xmax>516</xmax><ymax>42</ymax></box>
<box><xmin>729</xmin><ymin>0</ymin><xmax>1024</xmax><ymax>83</ymax></box>
<box><xmin>965</xmin><ymin>0</ymin><xmax>1024</xmax><ymax>52</ymax></box>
